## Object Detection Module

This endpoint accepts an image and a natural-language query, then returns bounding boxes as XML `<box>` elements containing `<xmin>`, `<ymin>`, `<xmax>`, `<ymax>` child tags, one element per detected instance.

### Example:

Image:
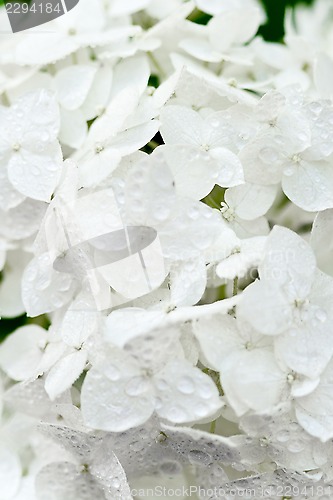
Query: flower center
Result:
<box><xmin>291</xmin><ymin>153</ymin><xmax>301</xmax><ymax>164</ymax></box>
<box><xmin>12</xmin><ymin>143</ymin><xmax>21</xmax><ymax>152</ymax></box>
<box><xmin>287</xmin><ymin>372</ymin><xmax>296</xmax><ymax>384</ymax></box>
<box><xmin>95</xmin><ymin>143</ymin><xmax>104</xmax><ymax>154</ymax></box>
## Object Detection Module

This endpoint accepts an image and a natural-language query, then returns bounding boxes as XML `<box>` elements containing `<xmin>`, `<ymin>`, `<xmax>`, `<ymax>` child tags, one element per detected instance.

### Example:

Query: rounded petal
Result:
<box><xmin>260</xmin><ymin>225</ymin><xmax>316</xmax><ymax>297</ymax></box>
<box><xmin>0</xmin><ymin>325</ymin><xmax>48</xmax><ymax>381</ymax></box>
<box><xmin>282</xmin><ymin>160</ymin><xmax>333</xmax><ymax>212</ymax></box>
<box><xmin>22</xmin><ymin>253</ymin><xmax>75</xmax><ymax>317</ymax></box>
<box><xmin>35</xmin><ymin>462</ymin><xmax>105</xmax><ymax>500</ymax></box>
<box><xmin>160</xmin><ymin>105</ymin><xmax>204</xmax><ymax>146</ymax></box>
<box><xmin>81</xmin><ymin>350</ymin><xmax>154</xmax><ymax>432</ymax></box>
<box><xmin>55</xmin><ymin>65</ymin><xmax>98</xmax><ymax>111</ymax></box>
<box><xmin>296</xmin><ymin>361</ymin><xmax>333</xmax><ymax>442</ymax></box>
<box><xmin>225</xmin><ymin>183</ymin><xmax>277</xmax><ymax>220</ymax></box>
<box><xmin>311</xmin><ymin>209</ymin><xmax>333</xmax><ymax>276</ymax></box>
<box><xmin>221</xmin><ymin>349</ymin><xmax>286</xmax><ymax>416</ymax></box>
<box><xmin>274</xmin><ymin>315</ymin><xmax>333</xmax><ymax>379</ymax></box>
<box><xmin>162</xmin><ymin>144</ymin><xmax>219</xmax><ymax>200</ymax></box>
<box><xmin>193</xmin><ymin>313</ymin><xmax>240</xmax><ymax>371</ymax></box>
<box><xmin>208</xmin><ymin>8</ymin><xmax>261</xmax><ymax>52</ymax></box>
<box><xmin>170</xmin><ymin>258</ymin><xmax>207</xmax><ymax>307</ymax></box>
<box><xmin>210</xmin><ymin>147</ymin><xmax>245</xmax><ymax>188</ymax></box>
<box><xmin>7</xmin><ymin>146</ymin><xmax>63</xmax><ymax>202</ymax></box>
<box><xmin>154</xmin><ymin>360</ymin><xmax>222</xmax><ymax>423</ymax></box>
<box><xmin>59</xmin><ymin>108</ymin><xmax>88</xmax><ymax>149</ymax></box>
<box><xmin>45</xmin><ymin>349</ymin><xmax>88</xmax><ymax>400</ymax></box>
<box><xmin>237</xmin><ymin>280</ymin><xmax>292</xmax><ymax>336</ymax></box>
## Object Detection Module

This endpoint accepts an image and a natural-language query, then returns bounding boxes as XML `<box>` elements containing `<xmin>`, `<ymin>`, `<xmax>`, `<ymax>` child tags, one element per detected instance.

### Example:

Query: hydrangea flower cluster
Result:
<box><xmin>1</xmin><ymin>0</ymin><xmax>333</xmax><ymax>498</ymax></box>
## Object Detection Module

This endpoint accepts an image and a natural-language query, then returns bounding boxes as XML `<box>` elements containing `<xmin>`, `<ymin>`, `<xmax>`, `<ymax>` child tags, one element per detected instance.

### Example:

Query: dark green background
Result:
<box><xmin>260</xmin><ymin>0</ymin><xmax>314</xmax><ymax>41</ymax></box>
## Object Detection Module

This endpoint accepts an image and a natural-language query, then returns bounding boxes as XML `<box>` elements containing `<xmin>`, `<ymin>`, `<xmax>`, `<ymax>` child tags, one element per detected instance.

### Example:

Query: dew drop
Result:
<box><xmin>276</xmin><ymin>429</ymin><xmax>289</xmax><ymax>443</ymax></box>
<box><xmin>188</xmin><ymin>449</ymin><xmax>212</xmax><ymax>465</ymax></box>
<box><xmin>177</xmin><ymin>376</ymin><xmax>195</xmax><ymax>394</ymax></box>
<box><xmin>315</xmin><ymin>308</ymin><xmax>327</xmax><ymax>323</ymax></box>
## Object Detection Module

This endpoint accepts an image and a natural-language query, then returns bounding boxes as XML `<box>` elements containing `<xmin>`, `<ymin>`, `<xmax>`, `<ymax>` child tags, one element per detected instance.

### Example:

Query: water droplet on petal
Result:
<box><xmin>188</xmin><ymin>450</ymin><xmax>212</xmax><ymax>465</ymax></box>
<box><xmin>177</xmin><ymin>376</ymin><xmax>195</xmax><ymax>394</ymax></box>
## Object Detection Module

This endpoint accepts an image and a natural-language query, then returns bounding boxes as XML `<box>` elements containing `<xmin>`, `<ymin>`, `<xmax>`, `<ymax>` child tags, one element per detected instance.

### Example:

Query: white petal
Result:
<box><xmin>225</xmin><ymin>183</ymin><xmax>277</xmax><ymax>220</ymax></box>
<box><xmin>161</xmin><ymin>423</ymin><xmax>243</xmax><ymax>466</ymax></box>
<box><xmin>111</xmin><ymin>55</ymin><xmax>150</xmax><ymax>99</ymax></box>
<box><xmin>60</xmin><ymin>297</ymin><xmax>99</xmax><ymax>347</ymax></box>
<box><xmin>55</xmin><ymin>65</ymin><xmax>98</xmax><ymax>110</ymax></box>
<box><xmin>216</xmin><ymin>237</ymin><xmax>266</xmax><ymax>280</ymax></box>
<box><xmin>7</xmin><ymin>146</ymin><xmax>63</xmax><ymax>202</ymax></box>
<box><xmin>0</xmin><ymin>198</ymin><xmax>46</xmax><ymax>240</ymax></box>
<box><xmin>90</xmin><ymin>449</ymin><xmax>133</xmax><ymax>500</ymax></box>
<box><xmin>59</xmin><ymin>108</ymin><xmax>87</xmax><ymax>149</ymax></box>
<box><xmin>170</xmin><ymin>258</ymin><xmax>207</xmax><ymax>307</ymax></box>
<box><xmin>81</xmin><ymin>350</ymin><xmax>154</xmax><ymax>432</ymax></box>
<box><xmin>160</xmin><ymin>200</ymin><xmax>223</xmax><ymax>261</ymax></box>
<box><xmin>237</xmin><ymin>280</ymin><xmax>292</xmax><ymax>336</ymax></box>
<box><xmin>78</xmin><ymin>148</ymin><xmax>121</xmax><ymax>188</ymax></box>
<box><xmin>14</xmin><ymin>89</ymin><xmax>60</xmax><ymax>141</ymax></box>
<box><xmin>314</xmin><ymin>53</ymin><xmax>333</xmax><ymax>100</ymax></box>
<box><xmin>22</xmin><ymin>253</ymin><xmax>75</xmax><ymax>317</ymax></box>
<box><xmin>0</xmin><ymin>250</ymin><xmax>32</xmax><ymax>318</ymax></box>
<box><xmin>0</xmin><ymin>448</ymin><xmax>21</xmax><ymax>499</ymax></box>
<box><xmin>0</xmin><ymin>325</ymin><xmax>48</xmax><ymax>381</ymax></box>
<box><xmin>296</xmin><ymin>361</ymin><xmax>333</xmax><ymax>442</ymax></box>
<box><xmin>240</xmin><ymin>137</ymin><xmax>284</xmax><ymax>186</ymax></box>
<box><xmin>311</xmin><ymin>209</ymin><xmax>333</xmax><ymax>277</ymax></box>
<box><xmin>208</xmin><ymin>8</ymin><xmax>261</xmax><ymax>52</ymax></box>
<box><xmin>0</xmin><ymin>168</ymin><xmax>25</xmax><ymax>211</ymax></box>
<box><xmin>162</xmin><ymin>144</ymin><xmax>219</xmax><ymax>200</ymax></box>
<box><xmin>154</xmin><ymin>360</ymin><xmax>222</xmax><ymax>423</ymax></box>
<box><xmin>179</xmin><ymin>38</ymin><xmax>223</xmax><ymax>63</ymax></box>
<box><xmin>109</xmin><ymin>0</ymin><xmax>150</xmax><ymax>15</ymax></box>
<box><xmin>111</xmin><ymin>120</ymin><xmax>159</xmax><ymax>156</ymax></box>
<box><xmin>160</xmin><ymin>105</ymin><xmax>204</xmax><ymax>146</ymax></box>
<box><xmin>125</xmin><ymin>148</ymin><xmax>177</xmax><ymax>227</ymax></box>
<box><xmin>45</xmin><ymin>350</ymin><xmax>88</xmax><ymax>400</ymax></box>
<box><xmin>81</xmin><ymin>65</ymin><xmax>113</xmax><ymax>121</ymax></box>
<box><xmin>210</xmin><ymin>147</ymin><xmax>244</xmax><ymax>187</ymax></box>
<box><xmin>282</xmin><ymin>160</ymin><xmax>333</xmax><ymax>211</ymax></box>
<box><xmin>275</xmin><ymin>314</ymin><xmax>333</xmax><ymax>379</ymax></box>
<box><xmin>193</xmin><ymin>314</ymin><xmax>240</xmax><ymax>371</ymax></box>
<box><xmin>221</xmin><ymin>349</ymin><xmax>286</xmax><ymax>416</ymax></box>
<box><xmin>260</xmin><ymin>225</ymin><xmax>316</xmax><ymax>297</ymax></box>
<box><xmin>105</xmin><ymin>308</ymin><xmax>165</xmax><ymax>346</ymax></box>
<box><xmin>35</xmin><ymin>462</ymin><xmax>105</xmax><ymax>500</ymax></box>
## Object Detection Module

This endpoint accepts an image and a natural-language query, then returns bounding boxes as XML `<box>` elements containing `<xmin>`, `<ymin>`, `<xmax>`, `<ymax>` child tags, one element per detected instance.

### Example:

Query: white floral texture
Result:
<box><xmin>1</xmin><ymin>0</ymin><xmax>333</xmax><ymax>498</ymax></box>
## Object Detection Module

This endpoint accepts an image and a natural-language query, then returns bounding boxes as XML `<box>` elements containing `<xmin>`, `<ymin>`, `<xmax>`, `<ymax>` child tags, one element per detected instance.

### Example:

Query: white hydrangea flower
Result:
<box><xmin>241</xmin><ymin>90</ymin><xmax>333</xmax><ymax>211</ymax></box>
<box><xmin>14</xmin><ymin>0</ymin><xmax>140</xmax><ymax>66</ymax></box>
<box><xmin>160</xmin><ymin>105</ymin><xmax>244</xmax><ymax>199</ymax></box>
<box><xmin>81</xmin><ymin>328</ymin><xmax>222</xmax><ymax>431</ymax></box>
<box><xmin>238</xmin><ymin>226</ymin><xmax>333</xmax><ymax>378</ymax></box>
<box><xmin>179</xmin><ymin>5</ymin><xmax>262</xmax><ymax>65</ymax></box>
<box><xmin>0</xmin><ymin>89</ymin><xmax>63</xmax><ymax>203</ymax></box>
<box><xmin>2</xmin><ymin>0</ymin><xmax>333</xmax><ymax>495</ymax></box>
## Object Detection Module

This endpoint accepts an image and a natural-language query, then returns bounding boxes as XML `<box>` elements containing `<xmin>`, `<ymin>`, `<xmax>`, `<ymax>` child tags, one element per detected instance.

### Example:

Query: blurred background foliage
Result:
<box><xmin>0</xmin><ymin>0</ymin><xmax>316</xmax><ymax>341</ymax></box>
<box><xmin>260</xmin><ymin>0</ymin><xmax>314</xmax><ymax>41</ymax></box>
